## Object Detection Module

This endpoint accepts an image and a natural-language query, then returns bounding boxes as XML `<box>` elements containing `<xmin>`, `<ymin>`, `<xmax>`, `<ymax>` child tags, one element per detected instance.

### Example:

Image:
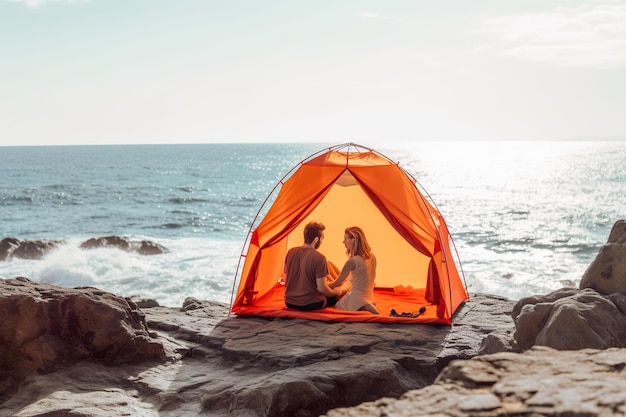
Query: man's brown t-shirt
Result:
<box><xmin>284</xmin><ymin>246</ymin><xmax>328</xmax><ymax>307</ymax></box>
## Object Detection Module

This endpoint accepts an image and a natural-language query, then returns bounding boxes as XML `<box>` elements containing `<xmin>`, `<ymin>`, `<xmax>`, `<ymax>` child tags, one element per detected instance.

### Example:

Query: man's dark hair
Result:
<box><xmin>303</xmin><ymin>222</ymin><xmax>325</xmax><ymax>244</ymax></box>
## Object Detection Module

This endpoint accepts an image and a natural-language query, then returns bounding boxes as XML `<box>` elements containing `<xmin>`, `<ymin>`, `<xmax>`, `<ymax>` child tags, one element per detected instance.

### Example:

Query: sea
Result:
<box><xmin>1</xmin><ymin>141</ymin><xmax>624</xmax><ymax>308</ymax></box>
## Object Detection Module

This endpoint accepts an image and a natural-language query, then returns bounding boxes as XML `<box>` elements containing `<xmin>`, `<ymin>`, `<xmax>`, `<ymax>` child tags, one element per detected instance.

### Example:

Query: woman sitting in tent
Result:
<box><xmin>330</xmin><ymin>226</ymin><xmax>380</xmax><ymax>314</ymax></box>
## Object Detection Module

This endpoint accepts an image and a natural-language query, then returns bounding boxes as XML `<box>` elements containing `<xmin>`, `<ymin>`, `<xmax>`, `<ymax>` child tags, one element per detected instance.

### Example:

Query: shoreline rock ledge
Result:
<box><xmin>2</xmin><ymin>218</ymin><xmax>625</xmax><ymax>417</ymax></box>
<box><xmin>0</xmin><ymin>276</ymin><xmax>514</xmax><ymax>417</ymax></box>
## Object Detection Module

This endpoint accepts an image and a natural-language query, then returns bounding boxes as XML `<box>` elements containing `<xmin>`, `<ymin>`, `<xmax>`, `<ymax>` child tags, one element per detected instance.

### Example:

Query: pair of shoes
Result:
<box><xmin>409</xmin><ymin>307</ymin><xmax>427</xmax><ymax>318</ymax></box>
<box><xmin>390</xmin><ymin>306</ymin><xmax>427</xmax><ymax>318</ymax></box>
<box><xmin>390</xmin><ymin>309</ymin><xmax>417</xmax><ymax>318</ymax></box>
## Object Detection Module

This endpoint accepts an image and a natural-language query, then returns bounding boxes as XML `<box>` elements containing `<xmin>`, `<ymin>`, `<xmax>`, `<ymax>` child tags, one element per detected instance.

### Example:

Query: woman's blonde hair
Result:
<box><xmin>345</xmin><ymin>226</ymin><xmax>371</xmax><ymax>259</ymax></box>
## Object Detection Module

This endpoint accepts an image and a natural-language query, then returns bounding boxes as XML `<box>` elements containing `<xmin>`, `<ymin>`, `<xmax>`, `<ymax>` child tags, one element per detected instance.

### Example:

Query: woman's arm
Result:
<box><xmin>329</xmin><ymin>258</ymin><xmax>355</xmax><ymax>288</ymax></box>
<box><xmin>317</xmin><ymin>276</ymin><xmax>341</xmax><ymax>297</ymax></box>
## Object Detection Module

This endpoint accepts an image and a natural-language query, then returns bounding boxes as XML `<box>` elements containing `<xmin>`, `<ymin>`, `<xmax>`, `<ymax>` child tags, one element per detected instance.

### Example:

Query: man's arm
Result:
<box><xmin>316</xmin><ymin>277</ymin><xmax>340</xmax><ymax>297</ymax></box>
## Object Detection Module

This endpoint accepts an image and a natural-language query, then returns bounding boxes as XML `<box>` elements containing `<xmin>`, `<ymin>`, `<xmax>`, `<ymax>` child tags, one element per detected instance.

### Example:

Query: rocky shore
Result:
<box><xmin>0</xmin><ymin>278</ymin><xmax>514</xmax><ymax>417</ymax></box>
<box><xmin>1</xmin><ymin>219</ymin><xmax>625</xmax><ymax>417</ymax></box>
<box><xmin>0</xmin><ymin>236</ymin><xmax>167</xmax><ymax>261</ymax></box>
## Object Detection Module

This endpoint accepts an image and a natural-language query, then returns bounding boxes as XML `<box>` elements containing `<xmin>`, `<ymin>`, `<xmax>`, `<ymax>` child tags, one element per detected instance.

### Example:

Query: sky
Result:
<box><xmin>1</xmin><ymin>0</ymin><xmax>625</xmax><ymax>146</ymax></box>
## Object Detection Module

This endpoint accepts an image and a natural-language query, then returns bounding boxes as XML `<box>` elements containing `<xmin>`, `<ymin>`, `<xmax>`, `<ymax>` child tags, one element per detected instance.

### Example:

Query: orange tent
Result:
<box><xmin>230</xmin><ymin>143</ymin><xmax>469</xmax><ymax>325</ymax></box>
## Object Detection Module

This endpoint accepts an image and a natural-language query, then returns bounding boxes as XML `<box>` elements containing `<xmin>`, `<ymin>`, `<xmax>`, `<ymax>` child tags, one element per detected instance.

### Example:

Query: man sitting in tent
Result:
<box><xmin>284</xmin><ymin>221</ymin><xmax>344</xmax><ymax>311</ymax></box>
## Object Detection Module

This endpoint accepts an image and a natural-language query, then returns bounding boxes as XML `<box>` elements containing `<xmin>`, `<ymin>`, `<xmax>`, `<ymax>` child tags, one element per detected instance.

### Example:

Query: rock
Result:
<box><xmin>512</xmin><ymin>287</ymin><xmax>626</xmax><ymax>351</ymax></box>
<box><xmin>478</xmin><ymin>331</ymin><xmax>517</xmax><ymax>355</ymax></box>
<box><xmin>131</xmin><ymin>297</ymin><xmax>161</xmax><ymax>308</ymax></box>
<box><xmin>0</xmin><ymin>237</ymin><xmax>63</xmax><ymax>260</ymax></box>
<box><xmin>136</xmin><ymin>239</ymin><xmax>166</xmax><ymax>255</ymax></box>
<box><xmin>0</xmin><ymin>284</ymin><xmax>514</xmax><ymax>417</ymax></box>
<box><xmin>580</xmin><ymin>219</ymin><xmax>626</xmax><ymax>295</ymax></box>
<box><xmin>323</xmin><ymin>346</ymin><xmax>626</xmax><ymax>417</ymax></box>
<box><xmin>181</xmin><ymin>297</ymin><xmax>207</xmax><ymax>311</ymax></box>
<box><xmin>0</xmin><ymin>277</ymin><xmax>166</xmax><ymax>404</ymax></box>
<box><xmin>0</xmin><ymin>237</ymin><xmax>20</xmax><ymax>260</ymax></box>
<box><xmin>81</xmin><ymin>235</ymin><xmax>131</xmax><ymax>250</ymax></box>
<box><xmin>80</xmin><ymin>235</ymin><xmax>167</xmax><ymax>255</ymax></box>
<box><xmin>1</xmin><ymin>236</ymin><xmax>167</xmax><ymax>262</ymax></box>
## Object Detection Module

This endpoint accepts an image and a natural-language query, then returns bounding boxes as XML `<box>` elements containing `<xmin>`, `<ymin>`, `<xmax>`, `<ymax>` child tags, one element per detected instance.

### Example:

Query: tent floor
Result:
<box><xmin>231</xmin><ymin>283</ymin><xmax>450</xmax><ymax>324</ymax></box>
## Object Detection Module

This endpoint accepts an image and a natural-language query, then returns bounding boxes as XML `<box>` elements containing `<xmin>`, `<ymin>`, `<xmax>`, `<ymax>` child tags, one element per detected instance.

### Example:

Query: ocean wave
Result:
<box><xmin>0</xmin><ymin>195</ymin><xmax>34</xmax><ymax>205</ymax></box>
<box><xmin>158</xmin><ymin>223</ymin><xmax>185</xmax><ymax>229</ymax></box>
<box><xmin>0</xmin><ymin>238</ymin><xmax>241</xmax><ymax>308</ymax></box>
<box><xmin>168</xmin><ymin>197</ymin><xmax>210</xmax><ymax>204</ymax></box>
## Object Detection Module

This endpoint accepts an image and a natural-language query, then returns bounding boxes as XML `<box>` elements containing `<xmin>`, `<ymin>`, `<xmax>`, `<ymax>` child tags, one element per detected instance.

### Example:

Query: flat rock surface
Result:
<box><xmin>324</xmin><ymin>346</ymin><xmax>626</xmax><ymax>417</ymax></box>
<box><xmin>1</xmin><ymin>293</ymin><xmax>514</xmax><ymax>417</ymax></box>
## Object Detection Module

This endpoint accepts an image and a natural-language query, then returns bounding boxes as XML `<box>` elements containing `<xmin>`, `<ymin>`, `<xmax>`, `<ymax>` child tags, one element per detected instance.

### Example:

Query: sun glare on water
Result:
<box><xmin>374</xmin><ymin>140</ymin><xmax>620</xmax><ymax>299</ymax></box>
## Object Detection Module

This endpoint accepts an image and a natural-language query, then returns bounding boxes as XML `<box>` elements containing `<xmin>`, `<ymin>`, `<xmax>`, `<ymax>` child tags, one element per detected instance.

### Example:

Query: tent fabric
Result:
<box><xmin>230</xmin><ymin>143</ymin><xmax>469</xmax><ymax>325</ymax></box>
